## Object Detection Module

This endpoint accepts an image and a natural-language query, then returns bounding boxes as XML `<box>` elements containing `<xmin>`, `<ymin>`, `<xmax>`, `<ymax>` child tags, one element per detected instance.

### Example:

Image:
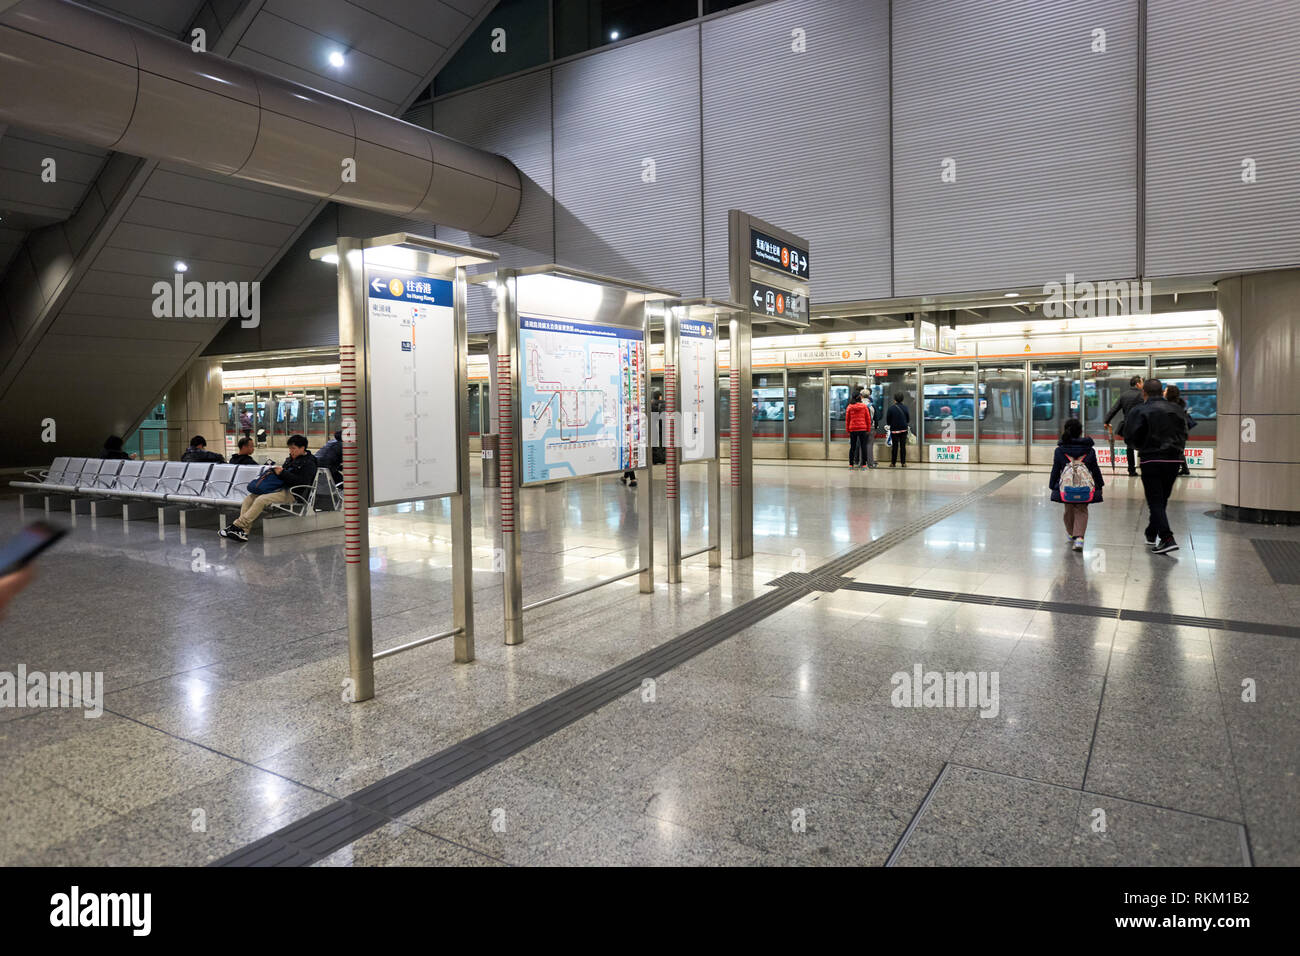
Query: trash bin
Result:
<box><xmin>481</xmin><ymin>434</ymin><xmax>499</xmax><ymax>488</ymax></box>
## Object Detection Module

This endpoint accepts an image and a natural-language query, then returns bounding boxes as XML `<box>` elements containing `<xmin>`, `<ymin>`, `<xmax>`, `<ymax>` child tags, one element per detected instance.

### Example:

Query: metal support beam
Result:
<box><xmin>339</xmin><ymin>237</ymin><xmax>375</xmax><ymax>703</ymax></box>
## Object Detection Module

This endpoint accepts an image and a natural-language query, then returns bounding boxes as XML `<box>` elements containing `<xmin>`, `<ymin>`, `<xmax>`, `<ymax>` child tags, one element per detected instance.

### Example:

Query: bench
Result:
<box><xmin>11</xmin><ymin>458</ymin><xmax>344</xmax><ymax>536</ymax></box>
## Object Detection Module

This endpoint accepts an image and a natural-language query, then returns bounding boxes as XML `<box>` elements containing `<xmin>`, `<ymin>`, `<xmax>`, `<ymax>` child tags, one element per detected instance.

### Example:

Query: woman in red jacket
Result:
<box><xmin>846</xmin><ymin>390</ymin><xmax>873</xmax><ymax>469</ymax></box>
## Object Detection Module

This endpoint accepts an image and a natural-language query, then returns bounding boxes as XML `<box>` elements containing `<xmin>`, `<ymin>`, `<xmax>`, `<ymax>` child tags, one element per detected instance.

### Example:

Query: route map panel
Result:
<box><xmin>519</xmin><ymin>316</ymin><xmax>647</xmax><ymax>484</ymax></box>
<box><xmin>679</xmin><ymin>319</ymin><xmax>717</xmax><ymax>461</ymax></box>
<box><xmin>365</xmin><ymin>269</ymin><xmax>459</xmax><ymax>505</ymax></box>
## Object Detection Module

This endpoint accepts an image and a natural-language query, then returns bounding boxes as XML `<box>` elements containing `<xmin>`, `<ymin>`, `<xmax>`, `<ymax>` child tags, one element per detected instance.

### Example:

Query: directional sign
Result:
<box><xmin>750</xmin><ymin>228</ymin><xmax>810</xmax><ymax>280</ymax></box>
<box><xmin>750</xmin><ymin>280</ymin><xmax>809</xmax><ymax>322</ymax></box>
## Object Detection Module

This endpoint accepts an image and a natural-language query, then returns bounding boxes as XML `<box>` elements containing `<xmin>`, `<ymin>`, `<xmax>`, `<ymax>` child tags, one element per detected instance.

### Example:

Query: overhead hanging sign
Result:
<box><xmin>785</xmin><ymin>346</ymin><xmax>865</xmax><ymax>365</ymax></box>
<box><xmin>678</xmin><ymin>319</ymin><xmax>717</xmax><ymax>462</ymax></box>
<box><xmin>364</xmin><ymin>268</ymin><xmax>459</xmax><ymax>505</ymax></box>
<box><xmin>750</xmin><ymin>280</ymin><xmax>809</xmax><ymax>323</ymax></box>
<box><xmin>750</xmin><ymin>228</ymin><xmax>810</xmax><ymax>280</ymax></box>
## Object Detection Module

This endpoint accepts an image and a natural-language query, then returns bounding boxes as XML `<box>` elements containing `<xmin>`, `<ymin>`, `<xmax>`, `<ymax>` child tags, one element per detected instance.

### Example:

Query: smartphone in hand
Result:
<box><xmin>0</xmin><ymin>522</ymin><xmax>68</xmax><ymax>576</ymax></box>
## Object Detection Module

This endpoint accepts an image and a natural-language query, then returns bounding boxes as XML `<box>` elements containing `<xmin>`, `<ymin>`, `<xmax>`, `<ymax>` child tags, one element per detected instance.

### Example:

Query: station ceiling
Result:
<box><xmin>0</xmin><ymin>0</ymin><xmax>497</xmax><ymax>464</ymax></box>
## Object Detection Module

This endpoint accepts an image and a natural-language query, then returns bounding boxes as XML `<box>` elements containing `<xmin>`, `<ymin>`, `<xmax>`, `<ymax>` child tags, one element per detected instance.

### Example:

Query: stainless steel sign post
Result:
<box><xmin>663</xmin><ymin>298</ymin><xmax>739</xmax><ymax>583</ymax></box>
<box><xmin>728</xmin><ymin>210</ymin><xmax>813</xmax><ymax>560</ymax></box>
<box><xmin>484</xmin><ymin>264</ymin><xmax>677</xmax><ymax>646</ymax></box>
<box><xmin>312</xmin><ymin>233</ymin><xmax>497</xmax><ymax>701</ymax></box>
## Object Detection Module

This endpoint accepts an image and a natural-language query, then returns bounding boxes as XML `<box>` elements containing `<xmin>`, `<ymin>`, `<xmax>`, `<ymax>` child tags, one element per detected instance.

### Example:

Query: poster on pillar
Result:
<box><xmin>679</xmin><ymin>319</ymin><xmax>717</xmax><ymax>462</ymax></box>
<box><xmin>364</xmin><ymin>268</ymin><xmax>459</xmax><ymax>505</ymax></box>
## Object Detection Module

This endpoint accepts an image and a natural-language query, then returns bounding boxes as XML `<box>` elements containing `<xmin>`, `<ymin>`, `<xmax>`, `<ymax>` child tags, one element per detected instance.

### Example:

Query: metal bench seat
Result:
<box><xmin>166</xmin><ymin>464</ymin><xmax>261</xmax><ymax>508</ymax></box>
<box><xmin>132</xmin><ymin>462</ymin><xmax>207</xmax><ymax>503</ymax></box>
<box><xmin>9</xmin><ymin>456</ymin><xmax>72</xmax><ymax>492</ymax></box>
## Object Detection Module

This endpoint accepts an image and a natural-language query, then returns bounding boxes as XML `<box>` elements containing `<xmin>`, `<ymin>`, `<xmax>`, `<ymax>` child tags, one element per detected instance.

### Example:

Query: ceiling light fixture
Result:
<box><xmin>174</xmin><ymin>260</ymin><xmax>188</xmax><ymax>273</ymax></box>
<box><xmin>609</xmin><ymin>30</ymin><xmax>620</xmax><ymax>40</ymax></box>
<box><xmin>328</xmin><ymin>49</ymin><xmax>346</xmax><ymax>68</ymax></box>
<box><xmin>1003</xmin><ymin>292</ymin><xmax>1019</xmax><ymax>298</ymax></box>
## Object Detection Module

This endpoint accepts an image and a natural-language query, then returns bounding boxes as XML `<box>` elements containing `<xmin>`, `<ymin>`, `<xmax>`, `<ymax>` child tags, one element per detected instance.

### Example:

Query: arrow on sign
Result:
<box><xmin>752</xmin><ymin>289</ymin><xmax>762</xmax><ymax>308</ymax></box>
<box><xmin>798</xmin><ymin>254</ymin><xmax>807</xmax><ymax>273</ymax></box>
<box><xmin>371</xmin><ymin>277</ymin><xmax>385</xmax><ymax>293</ymax></box>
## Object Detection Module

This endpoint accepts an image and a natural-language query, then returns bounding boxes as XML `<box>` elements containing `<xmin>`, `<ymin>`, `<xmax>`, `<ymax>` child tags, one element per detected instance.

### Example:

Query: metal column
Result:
<box><xmin>638</xmin><ymin>302</ymin><xmax>655</xmax><ymax>593</ymax></box>
<box><xmin>664</xmin><ymin>307</ymin><xmax>681</xmax><ymax>583</ymax></box>
<box><xmin>496</xmin><ymin>271</ymin><xmax>524</xmax><ymax>645</ymax></box>
<box><xmin>338</xmin><ymin>237</ymin><xmax>374</xmax><ymax>703</ymax></box>
<box><xmin>729</xmin><ymin>314</ymin><xmax>754</xmax><ymax>559</ymax></box>
<box><xmin>451</xmin><ymin>264</ymin><xmax>475</xmax><ymax>663</ymax></box>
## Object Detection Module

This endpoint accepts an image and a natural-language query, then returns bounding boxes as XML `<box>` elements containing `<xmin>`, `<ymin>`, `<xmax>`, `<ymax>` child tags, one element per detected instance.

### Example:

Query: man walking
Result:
<box><xmin>1123</xmin><ymin>379</ymin><xmax>1188</xmax><ymax>555</ymax></box>
<box><xmin>1103</xmin><ymin>375</ymin><xmax>1144</xmax><ymax>476</ymax></box>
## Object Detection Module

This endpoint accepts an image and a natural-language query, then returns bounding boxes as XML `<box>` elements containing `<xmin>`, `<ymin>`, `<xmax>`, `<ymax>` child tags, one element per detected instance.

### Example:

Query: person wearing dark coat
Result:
<box><xmin>1049</xmin><ymin>418</ymin><xmax>1105</xmax><ymax>552</ymax></box>
<box><xmin>180</xmin><ymin>435</ymin><xmax>225</xmax><ymax>464</ymax></box>
<box><xmin>229</xmin><ymin>436</ymin><xmax>258</xmax><ymax>465</ymax></box>
<box><xmin>1103</xmin><ymin>375</ymin><xmax>1145</xmax><ymax>476</ymax></box>
<box><xmin>100</xmin><ymin>435</ymin><xmax>135</xmax><ymax>460</ymax></box>
<box><xmin>885</xmin><ymin>393</ymin><xmax>911</xmax><ymax>467</ymax></box>
<box><xmin>315</xmin><ymin>430</ymin><xmax>344</xmax><ymax>485</ymax></box>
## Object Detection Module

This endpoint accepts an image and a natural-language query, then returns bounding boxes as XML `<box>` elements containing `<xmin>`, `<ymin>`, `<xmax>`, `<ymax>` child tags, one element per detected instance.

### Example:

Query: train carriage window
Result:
<box><xmin>1155</xmin><ymin>357</ymin><xmax>1217</xmax><ymax>440</ymax></box>
<box><xmin>1030</xmin><ymin>362</ymin><xmax>1080</xmax><ymax>444</ymax></box>
<box><xmin>978</xmin><ymin>365</ymin><xmax>1026</xmax><ymax>444</ymax></box>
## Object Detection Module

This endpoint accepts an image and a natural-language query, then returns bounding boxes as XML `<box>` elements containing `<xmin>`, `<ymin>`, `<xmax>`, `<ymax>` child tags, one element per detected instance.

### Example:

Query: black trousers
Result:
<box><xmin>849</xmin><ymin>431</ymin><xmax>869</xmax><ymax>466</ymax></box>
<box><xmin>1141</xmin><ymin>462</ymin><xmax>1180</xmax><ymax>541</ymax></box>
<box><xmin>1125</xmin><ymin>440</ymin><xmax>1137</xmax><ymax>474</ymax></box>
<box><xmin>890</xmin><ymin>433</ymin><xmax>907</xmax><ymax>465</ymax></box>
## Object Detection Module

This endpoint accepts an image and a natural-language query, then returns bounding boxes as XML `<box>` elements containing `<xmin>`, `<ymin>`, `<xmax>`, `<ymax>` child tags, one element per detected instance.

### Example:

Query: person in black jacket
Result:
<box><xmin>1103</xmin><ymin>375</ymin><xmax>1144</xmax><ymax>476</ymax></box>
<box><xmin>315</xmin><ymin>430</ymin><xmax>344</xmax><ymax>485</ymax></box>
<box><xmin>1048</xmin><ymin>418</ymin><xmax>1105</xmax><ymax>552</ymax></box>
<box><xmin>181</xmin><ymin>435</ymin><xmax>225</xmax><ymax>464</ymax></box>
<box><xmin>229</xmin><ymin>436</ymin><xmax>258</xmax><ymax>465</ymax></box>
<box><xmin>1164</xmin><ymin>384</ymin><xmax>1195</xmax><ymax>476</ymax></box>
<box><xmin>100</xmin><ymin>435</ymin><xmax>136</xmax><ymax>460</ymax></box>
<box><xmin>1123</xmin><ymin>380</ymin><xmax>1188</xmax><ymax>554</ymax></box>
<box><xmin>220</xmin><ymin>434</ymin><xmax>317</xmax><ymax>541</ymax></box>
<box><xmin>885</xmin><ymin>393</ymin><xmax>911</xmax><ymax>467</ymax></box>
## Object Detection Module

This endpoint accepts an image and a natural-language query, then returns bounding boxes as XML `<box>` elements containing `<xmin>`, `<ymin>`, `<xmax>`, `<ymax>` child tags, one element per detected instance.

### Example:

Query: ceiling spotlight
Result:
<box><xmin>328</xmin><ymin>50</ymin><xmax>346</xmax><ymax>68</ymax></box>
<box><xmin>174</xmin><ymin>260</ymin><xmax>188</xmax><ymax>273</ymax></box>
<box><xmin>609</xmin><ymin>30</ymin><xmax>620</xmax><ymax>40</ymax></box>
<box><xmin>1003</xmin><ymin>292</ymin><xmax>1019</xmax><ymax>298</ymax></box>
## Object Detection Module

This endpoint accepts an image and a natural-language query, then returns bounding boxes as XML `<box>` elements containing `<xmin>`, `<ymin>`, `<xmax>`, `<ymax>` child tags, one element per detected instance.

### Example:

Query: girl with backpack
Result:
<box><xmin>1049</xmin><ymin>418</ymin><xmax>1105</xmax><ymax>551</ymax></box>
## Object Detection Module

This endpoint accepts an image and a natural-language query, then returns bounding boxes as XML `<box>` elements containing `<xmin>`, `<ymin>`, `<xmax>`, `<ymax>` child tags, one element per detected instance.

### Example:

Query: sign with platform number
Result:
<box><xmin>365</xmin><ymin>269</ymin><xmax>459</xmax><ymax>505</ymax></box>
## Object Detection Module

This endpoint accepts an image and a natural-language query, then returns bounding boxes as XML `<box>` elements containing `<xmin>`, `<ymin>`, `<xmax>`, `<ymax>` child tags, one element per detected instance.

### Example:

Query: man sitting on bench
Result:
<box><xmin>219</xmin><ymin>434</ymin><xmax>318</xmax><ymax>541</ymax></box>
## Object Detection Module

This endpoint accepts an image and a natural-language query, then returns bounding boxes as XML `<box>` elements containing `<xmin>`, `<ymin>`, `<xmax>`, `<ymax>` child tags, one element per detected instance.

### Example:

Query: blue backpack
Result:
<box><xmin>247</xmin><ymin>468</ymin><xmax>284</xmax><ymax>495</ymax></box>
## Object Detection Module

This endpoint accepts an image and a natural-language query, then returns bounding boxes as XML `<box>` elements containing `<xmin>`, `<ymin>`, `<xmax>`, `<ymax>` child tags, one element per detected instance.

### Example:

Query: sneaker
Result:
<box><xmin>1144</xmin><ymin>530</ymin><xmax>1157</xmax><ymax>547</ymax></box>
<box><xmin>1152</xmin><ymin>537</ymin><xmax>1179</xmax><ymax>554</ymax></box>
<box><xmin>628</xmin><ymin>479</ymin><xmax>637</xmax><ymax>488</ymax></box>
<box><xmin>1072</xmin><ymin>537</ymin><xmax>1084</xmax><ymax>551</ymax></box>
<box><xmin>220</xmin><ymin>526</ymin><xmax>248</xmax><ymax>542</ymax></box>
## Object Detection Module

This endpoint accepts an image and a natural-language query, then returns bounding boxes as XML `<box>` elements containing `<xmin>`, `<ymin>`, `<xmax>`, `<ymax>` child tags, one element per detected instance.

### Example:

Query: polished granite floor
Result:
<box><xmin>1</xmin><ymin>461</ymin><xmax>1296</xmax><ymax>866</ymax></box>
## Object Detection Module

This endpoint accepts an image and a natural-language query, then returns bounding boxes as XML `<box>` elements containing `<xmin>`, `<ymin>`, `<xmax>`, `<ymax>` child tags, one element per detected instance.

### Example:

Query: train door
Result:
<box><xmin>828</xmin><ymin>373</ymin><xmax>859</xmax><ymax>461</ymax></box>
<box><xmin>752</xmin><ymin>369</ymin><xmax>787</xmax><ymax>458</ymax></box>
<box><xmin>1083</xmin><ymin>358</ymin><xmax>1148</xmax><ymax>470</ymax></box>
<box><xmin>1030</xmin><ymin>361</ymin><xmax>1081</xmax><ymax>465</ymax></box>
<box><xmin>921</xmin><ymin>364</ymin><xmax>976</xmax><ymax>463</ymax></box>
<box><xmin>870</xmin><ymin>366</ymin><xmax>918</xmax><ymax>462</ymax></box>
<box><xmin>1154</xmin><ymin>355</ymin><xmax>1217</xmax><ymax>470</ymax></box>
<box><xmin>977</xmin><ymin>363</ymin><xmax>1027</xmax><ymax>464</ymax></box>
<box><xmin>787</xmin><ymin>370</ymin><xmax>825</xmax><ymax>458</ymax></box>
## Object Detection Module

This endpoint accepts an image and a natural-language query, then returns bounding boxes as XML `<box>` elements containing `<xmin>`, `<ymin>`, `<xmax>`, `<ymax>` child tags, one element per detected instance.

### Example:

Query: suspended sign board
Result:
<box><xmin>750</xmin><ymin>280</ymin><xmax>809</xmax><ymax>323</ymax></box>
<box><xmin>679</xmin><ymin>319</ymin><xmax>717</xmax><ymax>462</ymax></box>
<box><xmin>519</xmin><ymin>316</ymin><xmax>647</xmax><ymax>483</ymax></box>
<box><xmin>365</xmin><ymin>269</ymin><xmax>459</xmax><ymax>505</ymax></box>
<box><xmin>750</xmin><ymin>228</ymin><xmax>810</xmax><ymax>280</ymax></box>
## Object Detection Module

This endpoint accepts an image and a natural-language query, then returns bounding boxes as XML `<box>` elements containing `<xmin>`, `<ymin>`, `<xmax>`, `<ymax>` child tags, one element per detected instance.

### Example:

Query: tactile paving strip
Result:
<box><xmin>213</xmin><ymin>471</ymin><xmax>1024</xmax><ymax>867</ymax></box>
<box><xmin>1251</xmin><ymin>539</ymin><xmax>1300</xmax><ymax>585</ymax></box>
<box><xmin>839</xmin><ymin>582</ymin><xmax>1300</xmax><ymax>638</ymax></box>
